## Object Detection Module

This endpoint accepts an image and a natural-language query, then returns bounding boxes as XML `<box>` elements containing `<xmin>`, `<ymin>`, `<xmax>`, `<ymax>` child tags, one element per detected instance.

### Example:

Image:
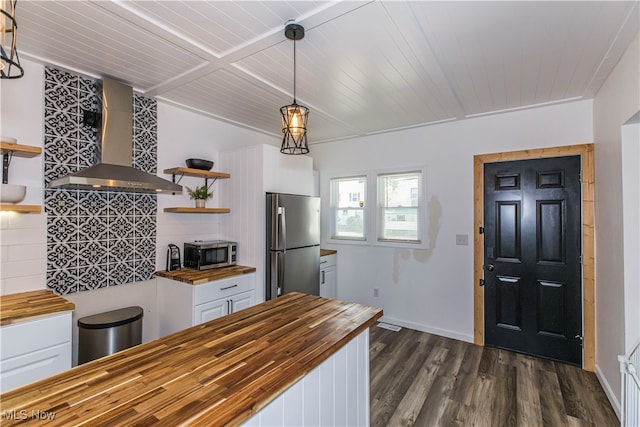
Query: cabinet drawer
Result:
<box><xmin>320</xmin><ymin>253</ymin><xmax>337</xmax><ymax>268</ymax></box>
<box><xmin>0</xmin><ymin>342</ymin><xmax>71</xmax><ymax>392</ymax></box>
<box><xmin>194</xmin><ymin>273</ymin><xmax>255</xmax><ymax>305</ymax></box>
<box><xmin>1</xmin><ymin>312</ymin><xmax>72</xmax><ymax>360</ymax></box>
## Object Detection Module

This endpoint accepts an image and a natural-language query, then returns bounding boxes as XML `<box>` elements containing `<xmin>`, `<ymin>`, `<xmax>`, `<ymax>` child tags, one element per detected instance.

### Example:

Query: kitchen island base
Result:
<box><xmin>243</xmin><ymin>328</ymin><xmax>369</xmax><ymax>426</ymax></box>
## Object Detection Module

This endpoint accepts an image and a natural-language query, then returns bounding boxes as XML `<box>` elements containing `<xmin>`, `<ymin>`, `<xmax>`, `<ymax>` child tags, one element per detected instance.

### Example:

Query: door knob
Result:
<box><xmin>487</xmin><ymin>264</ymin><xmax>495</xmax><ymax>271</ymax></box>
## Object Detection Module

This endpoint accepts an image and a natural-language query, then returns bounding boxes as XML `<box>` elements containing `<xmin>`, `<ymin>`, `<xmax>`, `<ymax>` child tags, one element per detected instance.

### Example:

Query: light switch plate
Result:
<box><xmin>456</xmin><ymin>234</ymin><xmax>469</xmax><ymax>246</ymax></box>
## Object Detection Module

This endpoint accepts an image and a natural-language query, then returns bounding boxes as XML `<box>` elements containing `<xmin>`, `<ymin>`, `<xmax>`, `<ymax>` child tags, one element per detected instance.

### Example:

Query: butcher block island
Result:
<box><xmin>0</xmin><ymin>292</ymin><xmax>382</xmax><ymax>426</ymax></box>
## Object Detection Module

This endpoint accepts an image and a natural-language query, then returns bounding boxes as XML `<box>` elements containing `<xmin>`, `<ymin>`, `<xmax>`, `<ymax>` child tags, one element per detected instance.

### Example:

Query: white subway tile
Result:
<box><xmin>6</xmin><ymin>243</ymin><xmax>47</xmax><ymax>262</ymax></box>
<box><xmin>0</xmin><ymin>213</ymin><xmax>15</xmax><ymax>229</ymax></box>
<box><xmin>1</xmin><ymin>274</ymin><xmax>46</xmax><ymax>295</ymax></box>
<box><xmin>1</xmin><ymin>259</ymin><xmax>46</xmax><ymax>278</ymax></box>
<box><xmin>8</xmin><ymin>213</ymin><xmax>47</xmax><ymax>229</ymax></box>
<box><xmin>0</xmin><ymin>228</ymin><xmax>47</xmax><ymax>245</ymax></box>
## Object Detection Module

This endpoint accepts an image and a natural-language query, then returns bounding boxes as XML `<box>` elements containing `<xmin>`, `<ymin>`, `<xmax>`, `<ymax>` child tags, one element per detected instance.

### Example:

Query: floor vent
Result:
<box><xmin>377</xmin><ymin>322</ymin><xmax>402</xmax><ymax>332</ymax></box>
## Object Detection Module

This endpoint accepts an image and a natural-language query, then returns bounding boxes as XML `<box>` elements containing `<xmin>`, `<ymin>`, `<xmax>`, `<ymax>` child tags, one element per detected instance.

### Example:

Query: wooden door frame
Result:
<box><xmin>473</xmin><ymin>144</ymin><xmax>595</xmax><ymax>371</ymax></box>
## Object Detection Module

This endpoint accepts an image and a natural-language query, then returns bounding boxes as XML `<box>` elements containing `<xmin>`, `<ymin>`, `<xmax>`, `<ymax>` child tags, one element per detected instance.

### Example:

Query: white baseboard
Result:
<box><xmin>379</xmin><ymin>315</ymin><xmax>474</xmax><ymax>343</ymax></box>
<box><xmin>595</xmin><ymin>364</ymin><xmax>621</xmax><ymax>421</ymax></box>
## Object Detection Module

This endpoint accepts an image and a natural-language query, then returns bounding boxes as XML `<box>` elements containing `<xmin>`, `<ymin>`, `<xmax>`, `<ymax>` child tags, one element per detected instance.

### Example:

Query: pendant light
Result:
<box><xmin>0</xmin><ymin>0</ymin><xmax>24</xmax><ymax>79</ymax></box>
<box><xmin>280</xmin><ymin>22</ymin><xmax>309</xmax><ymax>155</ymax></box>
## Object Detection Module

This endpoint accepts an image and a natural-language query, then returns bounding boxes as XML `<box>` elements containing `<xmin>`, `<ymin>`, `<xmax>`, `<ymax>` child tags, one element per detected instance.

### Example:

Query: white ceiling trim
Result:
<box><xmin>385</xmin><ymin>1</ymin><xmax>466</xmax><ymax>119</ymax></box>
<box><xmin>142</xmin><ymin>1</ymin><xmax>374</xmax><ymax>99</ymax></box>
<box><xmin>100</xmin><ymin>0</ymin><xmax>219</xmax><ymax>60</ymax></box>
<box><xmin>156</xmin><ymin>95</ymin><xmax>281</xmax><ymax>139</ymax></box>
<box><xmin>583</xmin><ymin>1</ymin><xmax>640</xmax><ymax>97</ymax></box>
<box><xmin>21</xmin><ymin>51</ymin><xmax>100</xmax><ymax>81</ymax></box>
<box><xmin>464</xmin><ymin>96</ymin><xmax>584</xmax><ymax>119</ymax></box>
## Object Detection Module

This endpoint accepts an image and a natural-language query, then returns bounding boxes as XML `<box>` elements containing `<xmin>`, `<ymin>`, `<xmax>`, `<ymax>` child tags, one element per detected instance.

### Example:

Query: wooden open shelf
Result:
<box><xmin>0</xmin><ymin>142</ymin><xmax>42</xmax><ymax>157</ymax></box>
<box><xmin>0</xmin><ymin>142</ymin><xmax>42</xmax><ymax>214</ymax></box>
<box><xmin>163</xmin><ymin>167</ymin><xmax>231</xmax><ymax>214</ymax></box>
<box><xmin>163</xmin><ymin>167</ymin><xmax>230</xmax><ymax>180</ymax></box>
<box><xmin>163</xmin><ymin>207</ymin><xmax>230</xmax><ymax>214</ymax></box>
<box><xmin>0</xmin><ymin>204</ymin><xmax>41</xmax><ymax>213</ymax></box>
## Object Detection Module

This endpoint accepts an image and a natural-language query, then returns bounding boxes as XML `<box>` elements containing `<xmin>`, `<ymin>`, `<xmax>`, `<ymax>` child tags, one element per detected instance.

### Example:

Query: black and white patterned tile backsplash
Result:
<box><xmin>44</xmin><ymin>67</ymin><xmax>158</xmax><ymax>295</ymax></box>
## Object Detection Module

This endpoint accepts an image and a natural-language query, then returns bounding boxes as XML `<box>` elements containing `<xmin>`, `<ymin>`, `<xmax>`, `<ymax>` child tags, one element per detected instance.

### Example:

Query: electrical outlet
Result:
<box><xmin>456</xmin><ymin>234</ymin><xmax>469</xmax><ymax>246</ymax></box>
<box><xmin>373</xmin><ymin>288</ymin><xmax>379</xmax><ymax>297</ymax></box>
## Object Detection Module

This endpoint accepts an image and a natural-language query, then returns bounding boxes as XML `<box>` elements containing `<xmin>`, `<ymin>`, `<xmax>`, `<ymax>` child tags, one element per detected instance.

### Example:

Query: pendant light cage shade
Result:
<box><xmin>0</xmin><ymin>0</ymin><xmax>24</xmax><ymax>79</ymax></box>
<box><xmin>280</xmin><ymin>21</ymin><xmax>309</xmax><ymax>155</ymax></box>
<box><xmin>280</xmin><ymin>102</ymin><xmax>309</xmax><ymax>155</ymax></box>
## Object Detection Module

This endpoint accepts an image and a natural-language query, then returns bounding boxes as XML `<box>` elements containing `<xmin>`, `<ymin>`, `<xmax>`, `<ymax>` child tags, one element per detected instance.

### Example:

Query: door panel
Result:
<box><xmin>495</xmin><ymin>275</ymin><xmax>522</xmax><ymax>330</ymax></box>
<box><xmin>538</xmin><ymin>200</ymin><xmax>564</xmax><ymax>263</ymax></box>
<box><xmin>536</xmin><ymin>280</ymin><xmax>566</xmax><ymax>337</ymax></box>
<box><xmin>496</xmin><ymin>201</ymin><xmax>521</xmax><ymax>261</ymax></box>
<box><xmin>484</xmin><ymin>155</ymin><xmax>582</xmax><ymax>366</ymax></box>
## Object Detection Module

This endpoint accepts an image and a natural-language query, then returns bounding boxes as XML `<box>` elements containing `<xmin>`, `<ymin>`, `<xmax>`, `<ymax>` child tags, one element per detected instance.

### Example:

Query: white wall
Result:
<box><xmin>312</xmin><ymin>99</ymin><xmax>593</xmax><ymax>342</ymax></box>
<box><xmin>155</xmin><ymin>102</ymin><xmax>273</xmax><ymax>271</ymax></box>
<box><xmin>0</xmin><ymin>60</ymin><xmax>46</xmax><ymax>295</ymax></box>
<box><xmin>219</xmin><ymin>144</ymin><xmax>314</xmax><ymax>303</ymax></box>
<box><xmin>593</xmin><ymin>33</ymin><xmax>640</xmax><ymax>412</ymax></box>
<box><xmin>0</xmin><ymin>59</ymin><xmax>44</xmax><ymax>206</ymax></box>
<box><xmin>621</xmin><ymin>115</ymin><xmax>639</xmax><ymax>353</ymax></box>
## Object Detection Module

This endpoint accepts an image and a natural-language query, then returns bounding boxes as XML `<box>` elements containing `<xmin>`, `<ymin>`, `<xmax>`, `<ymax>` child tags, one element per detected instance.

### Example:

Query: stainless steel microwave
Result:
<box><xmin>183</xmin><ymin>240</ymin><xmax>237</xmax><ymax>270</ymax></box>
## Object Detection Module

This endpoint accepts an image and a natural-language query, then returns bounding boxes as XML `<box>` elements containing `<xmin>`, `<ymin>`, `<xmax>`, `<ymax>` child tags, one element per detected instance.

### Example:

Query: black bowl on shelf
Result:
<box><xmin>186</xmin><ymin>158</ymin><xmax>214</xmax><ymax>170</ymax></box>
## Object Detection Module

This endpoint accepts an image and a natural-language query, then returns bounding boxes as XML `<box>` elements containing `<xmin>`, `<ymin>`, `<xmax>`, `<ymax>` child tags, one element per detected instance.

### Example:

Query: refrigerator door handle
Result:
<box><xmin>270</xmin><ymin>250</ymin><xmax>286</xmax><ymax>298</ymax></box>
<box><xmin>277</xmin><ymin>206</ymin><xmax>287</xmax><ymax>251</ymax></box>
<box><xmin>277</xmin><ymin>251</ymin><xmax>285</xmax><ymax>296</ymax></box>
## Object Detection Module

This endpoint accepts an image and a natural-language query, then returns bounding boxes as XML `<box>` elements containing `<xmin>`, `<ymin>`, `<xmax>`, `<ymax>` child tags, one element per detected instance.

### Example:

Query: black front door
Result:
<box><xmin>483</xmin><ymin>156</ymin><xmax>582</xmax><ymax>366</ymax></box>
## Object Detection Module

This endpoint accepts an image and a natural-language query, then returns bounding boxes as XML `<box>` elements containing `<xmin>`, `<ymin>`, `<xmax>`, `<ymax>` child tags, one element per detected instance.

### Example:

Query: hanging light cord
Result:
<box><xmin>292</xmin><ymin>35</ymin><xmax>297</xmax><ymax>103</ymax></box>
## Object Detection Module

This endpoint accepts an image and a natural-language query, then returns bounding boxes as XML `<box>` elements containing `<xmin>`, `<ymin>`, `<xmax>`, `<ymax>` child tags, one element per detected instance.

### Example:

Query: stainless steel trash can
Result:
<box><xmin>77</xmin><ymin>306</ymin><xmax>143</xmax><ymax>364</ymax></box>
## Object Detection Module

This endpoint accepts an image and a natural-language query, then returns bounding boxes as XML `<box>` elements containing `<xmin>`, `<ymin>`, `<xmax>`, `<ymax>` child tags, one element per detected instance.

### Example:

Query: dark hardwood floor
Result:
<box><xmin>370</xmin><ymin>325</ymin><xmax>618</xmax><ymax>427</ymax></box>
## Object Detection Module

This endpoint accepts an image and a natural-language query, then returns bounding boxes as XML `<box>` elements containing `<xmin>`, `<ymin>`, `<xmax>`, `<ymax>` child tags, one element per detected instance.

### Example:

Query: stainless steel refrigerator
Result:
<box><xmin>266</xmin><ymin>193</ymin><xmax>320</xmax><ymax>300</ymax></box>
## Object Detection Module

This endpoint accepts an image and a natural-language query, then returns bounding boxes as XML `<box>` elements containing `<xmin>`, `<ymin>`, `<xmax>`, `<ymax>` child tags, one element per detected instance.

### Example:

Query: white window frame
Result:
<box><xmin>326</xmin><ymin>167</ymin><xmax>428</xmax><ymax>249</ymax></box>
<box><xmin>375</xmin><ymin>169</ymin><xmax>426</xmax><ymax>248</ymax></box>
<box><xmin>329</xmin><ymin>175</ymin><xmax>368</xmax><ymax>242</ymax></box>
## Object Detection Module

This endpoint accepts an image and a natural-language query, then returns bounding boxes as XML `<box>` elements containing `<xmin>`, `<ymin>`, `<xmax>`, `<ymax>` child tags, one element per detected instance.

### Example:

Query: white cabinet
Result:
<box><xmin>194</xmin><ymin>291</ymin><xmax>254</xmax><ymax>324</ymax></box>
<box><xmin>0</xmin><ymin>312</ymin><xmax>72</xmax><ymax>392</ymax></box>
<box><xmin>320</xmin><ymin>253</ymin><xmax>337</xmax><ymax>299</ymax></box>
<box><xmin>157</xmin><ymin>273</ymin><xmax>256</xmax><ymax>337</ymax></box>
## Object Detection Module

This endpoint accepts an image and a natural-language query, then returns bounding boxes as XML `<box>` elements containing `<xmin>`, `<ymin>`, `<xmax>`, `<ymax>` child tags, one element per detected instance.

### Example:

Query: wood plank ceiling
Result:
<box><xmin>13</xmin><ymin>1</ymin><xmax>640</xmax><ymax>145</ymax></box>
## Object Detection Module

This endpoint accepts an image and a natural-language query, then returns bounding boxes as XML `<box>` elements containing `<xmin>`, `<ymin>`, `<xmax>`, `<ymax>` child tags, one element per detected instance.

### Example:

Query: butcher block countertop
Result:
<box><xmin>0</xmin><ymin>292</ymin><xmax>383</xmax><ymax>426</ymax></box>
<box><xmin>320</xmin><ymin>248</ymin><xmax>337</xmax><ymax>257</ymax></box>
<box><xmin>155</xmin><ymin>265</ymin><xmax>256</xmax><ymax>285</ymax></box>
<box><xmin>0</xmin><ymin>290</ymin><xmax>75</xmax><ymax>326</ymax></box>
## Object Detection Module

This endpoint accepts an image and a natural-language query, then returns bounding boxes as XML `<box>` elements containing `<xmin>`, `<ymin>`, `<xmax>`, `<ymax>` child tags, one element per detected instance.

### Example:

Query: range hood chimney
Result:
<box><xmin>49</xmin><ymin>78</ymin><xmax>182</xmax><ymax>194</ymax></box>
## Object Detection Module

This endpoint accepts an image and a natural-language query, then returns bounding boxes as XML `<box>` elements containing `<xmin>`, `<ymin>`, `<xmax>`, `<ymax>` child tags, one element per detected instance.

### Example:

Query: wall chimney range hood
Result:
<box><xmin>49</xmin><ymin>78</ymin><xmax>182</xmax><ymax>194</ymax></box>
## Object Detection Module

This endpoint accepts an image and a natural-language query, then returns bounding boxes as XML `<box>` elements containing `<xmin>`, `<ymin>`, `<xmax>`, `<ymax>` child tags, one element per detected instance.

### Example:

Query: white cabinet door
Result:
<box><xmin>323</xmin><ymin>267</ymin><xmax>337</xmax><ymax>299</ymax></box>
<box><xmin>1</xmin><ymin>343</ymin><xmax>71</xmax><ymax>392</ymax></box>
<box><xmin>319</xmin><ymin>269</ymin><xmax>328</xmax><ymax>298</ymax></box>
<box><xmin>0</xmin><ymin>312</ymin><xmax>72</xmax><ymax>392</ymax></box>
<box><xmin>195</xmin><ymin>299</ymin><xmax>228</xmax><ymax>324</ymax></box>
<box><xmin>194</xmin><ymin>291</ymin><xmax>255</xmax><ymax>325</ymax></box>
<box><xmin>320</xmin><ymin>254</ymin><xmax>337</xmax><ymax>299</ymax></box>
<box><xmin>158</xmin><ymin>273</ymin><xmax>257</xmax><ymax>334</ymax></box>
<box><xmin>230</xmin><ymin>291</ymin><xmax>254</xmax><ymax>313</ymax></box>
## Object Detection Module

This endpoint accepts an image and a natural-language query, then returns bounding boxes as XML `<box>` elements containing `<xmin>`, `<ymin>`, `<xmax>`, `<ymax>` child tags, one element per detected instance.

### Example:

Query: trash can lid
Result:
<box><xmin>77</xmin><ymin>306</ymin><xmax>144</xmax><ymax>329</ymax></box>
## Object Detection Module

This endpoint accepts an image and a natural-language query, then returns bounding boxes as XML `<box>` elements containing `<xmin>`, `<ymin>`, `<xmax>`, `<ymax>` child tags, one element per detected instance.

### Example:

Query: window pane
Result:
<box><xmin>378</xmin><ymin>172</ymin><xmax>421</xmax><ymax>242</ymax></box>
<box><xmin>381</xmin><ymin>207</ymin><xmax>418</xmax><ymax>240</ymax></box>
<box><xmin>337</xmin><ymin>178</ymin><xmax>365</xmax><ymax>208</ymax></box>
<box><xmin>331</xmin><ymin>176</ymin><xmax>366</xmax><ymax>239</ymax></box>
<box><xmin>335</xmin><ymin>208</ymin><xmax>365</xmax><ymax>238</ymax></box>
